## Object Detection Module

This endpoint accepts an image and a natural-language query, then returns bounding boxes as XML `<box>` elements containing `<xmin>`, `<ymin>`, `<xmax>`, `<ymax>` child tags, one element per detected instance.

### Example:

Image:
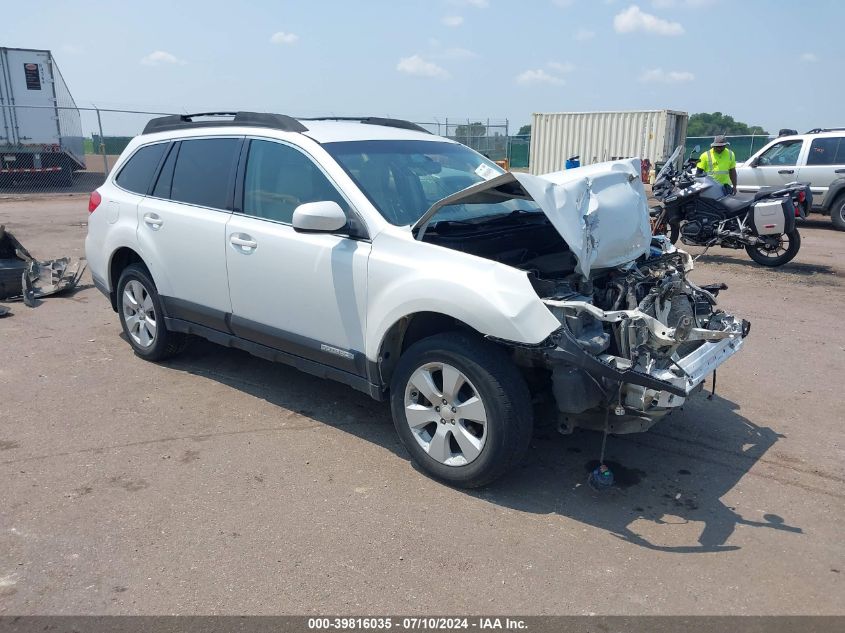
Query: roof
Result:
<box><xmin>140</xmin><ymin>112</ymin><xmax>442</xmax><ymax>144</ymax></box>
<box><xmin>301</xmin><ymin>120</ymin><xmax>443</xmax><ymax>144</ymax></box>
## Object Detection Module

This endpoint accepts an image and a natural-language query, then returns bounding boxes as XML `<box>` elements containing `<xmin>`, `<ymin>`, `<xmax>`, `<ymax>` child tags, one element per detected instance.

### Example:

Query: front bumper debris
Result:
<box><xmin>545</xmin><ymin>305</ymin><xmax>748</xmax><ymax>416</ymax></box>
<box><xmin>0</xmin><ymin>224</ymin><xmax>86</xmax><ymax>306</ymax></box>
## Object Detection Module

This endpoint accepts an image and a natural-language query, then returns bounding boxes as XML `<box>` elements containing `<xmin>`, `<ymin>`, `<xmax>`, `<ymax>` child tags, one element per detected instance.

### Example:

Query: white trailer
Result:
<box><xmin>0</xmin><ymin>47</ymin><xmax>84</xmax><ymax>186</ymax></box>
<box><xmin>529</xmin><ymin>110</ymin><xmax>688</xmax><ymax>175</ymax></box>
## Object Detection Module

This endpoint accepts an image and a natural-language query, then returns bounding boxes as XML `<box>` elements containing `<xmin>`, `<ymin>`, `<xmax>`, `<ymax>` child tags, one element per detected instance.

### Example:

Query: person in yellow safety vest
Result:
<box><xmin>696</xmin><ymin>135</ymin><xmax>737</xmax><ymax>195</ymax></box>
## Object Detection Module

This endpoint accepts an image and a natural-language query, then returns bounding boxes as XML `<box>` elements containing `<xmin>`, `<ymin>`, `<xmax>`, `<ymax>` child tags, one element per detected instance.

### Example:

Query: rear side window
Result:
<box><xmin>170</xmin><ymin>138</ymin><xmax>240</xmax><ymax>209</ymax></box>
<box><xmin>115</xmin><ymin>143</ymin><xmax>167</xmax><ymax>194</ymax></box>
<box><xmin>806</xmin><ymin>137</ymin><xmax>842</xmax><ymax>166</ymax></box>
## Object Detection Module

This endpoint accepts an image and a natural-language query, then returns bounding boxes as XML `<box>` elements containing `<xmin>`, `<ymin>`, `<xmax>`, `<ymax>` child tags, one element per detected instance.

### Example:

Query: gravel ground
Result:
<box><xmin>0</xmin><ymin>195</ymin><xmax>842</xmax><ymax>615</ymax></box>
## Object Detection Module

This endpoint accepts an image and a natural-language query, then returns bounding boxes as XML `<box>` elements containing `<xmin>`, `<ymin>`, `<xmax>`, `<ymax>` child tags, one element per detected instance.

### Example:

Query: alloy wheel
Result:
<box><xmin>122</xmin><ymin>279</ymin><xmax>157</xmax><ymax>348</ymax></box>
<box><xmin>403</xmin><ymin>362</ymin><xmax>488</xmax><ymax>466</ymax></box>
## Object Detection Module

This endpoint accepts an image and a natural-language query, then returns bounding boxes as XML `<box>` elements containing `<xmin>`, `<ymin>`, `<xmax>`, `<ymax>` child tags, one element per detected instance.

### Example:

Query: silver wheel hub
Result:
<box><xmin>122</xmin><ymin>279</ymin><xmax>157</xmax><ymax>349</ymax></box>
<box><xmin>404</xmin><ymin>362</ymin><xmax>488</xmax><ymax>467</ymax></box>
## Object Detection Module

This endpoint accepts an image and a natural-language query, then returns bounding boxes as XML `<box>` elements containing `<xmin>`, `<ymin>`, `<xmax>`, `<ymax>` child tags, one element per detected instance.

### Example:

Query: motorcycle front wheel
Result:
<box><xmin>745</xmin><ymin>229</ymin><xmax>801</xmax><ymax>267</ymax></box>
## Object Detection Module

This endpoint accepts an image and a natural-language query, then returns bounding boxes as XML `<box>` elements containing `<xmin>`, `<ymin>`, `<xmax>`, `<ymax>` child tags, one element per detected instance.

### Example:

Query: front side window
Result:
<box><xmin>324</xmin><ymin>140</ymin><xmax>538</xmax><ymax>226</ymax></box>
<box><xmin>170</xmin><ymin>138</ymin><xmax>240</xmax><ymax>209</ymax></box>
<box><xmin>115</xmin><ymin>143</ymin><xmax>167</xmax><ymax>194</ymax></box>
<box><xmin>806</xmin><ymin>137</ymin><xmax>841</xmax><ymax>166</ymax></box>
<box><xmin>243</xmin><ymin>139</ymin><xmax>348</xmax><ymax>224</ymax></box>
<box><xmin>758</xmin><ymin>140</ymin><xmax>803</xmax><ymax>167</ymax></box>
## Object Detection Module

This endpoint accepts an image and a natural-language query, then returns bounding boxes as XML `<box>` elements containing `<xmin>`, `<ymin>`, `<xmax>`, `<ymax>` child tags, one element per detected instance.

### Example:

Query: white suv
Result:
<box><xmin>736</xmin><ymin>128</ymin><xmax>845</xmax><ymax>230</ymax></box>
<box><xmin>86</xmin><ymin>112</ymin><xmax>749</xmax><ymax>487</ymax></box>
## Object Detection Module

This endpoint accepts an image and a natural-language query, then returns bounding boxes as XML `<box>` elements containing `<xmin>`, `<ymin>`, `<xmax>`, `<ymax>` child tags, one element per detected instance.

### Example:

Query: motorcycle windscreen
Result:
<box><xmin>513</xmin><ymin>159</ymin><xmax>652</xmax><ymax>277</ymax></box>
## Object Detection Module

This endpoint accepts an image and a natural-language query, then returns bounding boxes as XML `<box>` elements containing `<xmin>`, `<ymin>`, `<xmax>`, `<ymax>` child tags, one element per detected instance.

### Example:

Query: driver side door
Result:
<box><xmin>738</xmin><ymin>139</ymin><xmax>805</xmax><ymax>193</ymax></box>
<box><xmin>224</xmin><ymin>138</ymin><xmax>372</xmax><ymax>380</ymax></box>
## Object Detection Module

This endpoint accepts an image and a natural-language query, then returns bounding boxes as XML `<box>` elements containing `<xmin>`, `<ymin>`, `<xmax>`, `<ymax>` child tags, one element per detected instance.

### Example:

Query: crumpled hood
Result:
<box><xmin>413</xmin><ymin>158</ymin><xmax>652</xmax><ymax>277</ymax></box>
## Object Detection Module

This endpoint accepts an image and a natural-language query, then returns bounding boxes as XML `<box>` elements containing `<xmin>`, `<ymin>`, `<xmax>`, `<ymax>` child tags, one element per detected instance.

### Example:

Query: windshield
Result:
<box><xmin>655</xmin><ymin>145</ymin><xmax>683</xmax><ymax>184</ymax></box>
<box><xmin>324</xmin><ymin>140</ymin><xmax>542</xmax><ymax>226</ymax></box>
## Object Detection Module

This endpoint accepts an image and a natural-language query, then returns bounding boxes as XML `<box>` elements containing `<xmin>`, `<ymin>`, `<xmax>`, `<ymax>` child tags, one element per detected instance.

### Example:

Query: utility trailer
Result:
<box><xmin>0</xmin><ymin>47</ymin><xmax>84</xmax><ymax>187</ymax></box>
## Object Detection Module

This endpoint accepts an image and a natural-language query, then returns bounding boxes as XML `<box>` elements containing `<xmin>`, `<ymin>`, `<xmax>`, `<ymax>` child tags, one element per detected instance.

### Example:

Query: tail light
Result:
<box><xmin>88</xmin><ymin>190</ymin><xmax>102</xmax><ymax>213</ymax></box>
<box><xmin>798</xmin><ymin>190</ymin><xmax>806</xmax><ymax>203</ymax></box>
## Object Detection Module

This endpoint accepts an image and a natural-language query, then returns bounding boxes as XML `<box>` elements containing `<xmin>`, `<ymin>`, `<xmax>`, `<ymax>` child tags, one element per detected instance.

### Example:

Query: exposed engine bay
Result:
<box><xmin>425</xmin><ymin>216</ymin><xmax>749</xmax><ymax>434</ymax></box>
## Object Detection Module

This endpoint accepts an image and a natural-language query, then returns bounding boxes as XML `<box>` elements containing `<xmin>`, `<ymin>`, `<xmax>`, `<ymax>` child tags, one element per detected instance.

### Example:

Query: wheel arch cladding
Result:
<box><xmin>377</xmin><ymin>312</ymin><xmax>489</xmax><ymax>390</ymax></box>
<box><xmin>109</xmin><ymin>247</ymin><xmax>147</xmax><ymax>310</ymax></box>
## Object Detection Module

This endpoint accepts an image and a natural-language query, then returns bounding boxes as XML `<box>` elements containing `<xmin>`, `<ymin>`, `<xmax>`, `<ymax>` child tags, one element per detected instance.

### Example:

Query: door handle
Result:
<box><xmin>778</xmin><ymin>169</ymin><xmax>794</xmax><ymax>175</ymax></box>
<box><xmin>835</xmin><ymin>169</ymin><xmax>845</xmax><ymax>174</ymax></box>
<box><xmin>143</xmin><ymin>213</ymin><xmax>163</xmax><ymax>230</ymax></box>
<box><xmin>229</xmin><ymin>234</ymin><xmax>258</xmax><ymax>252</ymax></box>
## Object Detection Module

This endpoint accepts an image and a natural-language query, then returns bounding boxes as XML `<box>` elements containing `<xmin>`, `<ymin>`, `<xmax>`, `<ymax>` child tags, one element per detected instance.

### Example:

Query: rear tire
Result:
<box><xmin>831</xmin><ymin>194</ymin><xmax>845</xmax><ymax>231</ymax></box>
<box><xmin>390</xmin><ymin>332</ymin><xmax>533</xmax><ymax>488</ymax></box>
<box><xmin>116</xmin><ymin>264</ymin><xmax>187</xmax><ymax>361</ymax></box>
<box><xmin>745</xmin><ymin>229</ymin><xmax>801</xmax><ymax>267</ymax></box>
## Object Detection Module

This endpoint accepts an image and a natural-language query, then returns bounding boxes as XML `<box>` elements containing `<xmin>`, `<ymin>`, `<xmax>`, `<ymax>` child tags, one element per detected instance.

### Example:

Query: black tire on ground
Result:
<box><xmin>0</xmin><ymin>258</ymin><xmax>26</xmax><ymax>300</ymax></box>
<box><xmin>389</xmin><ymin>332</ymin><xmax>533</xmax><ymax>488</ymax></box>
<box><xmin>745</xmin><ymin>229</ymin><xmax>801</xmax><ymax>267</ymax></box>
<box><xmin>116</xmin><ymin>263</ymin><xmax>188</xmax><ymax>361</ymax></box>
<box><xmin>830</xmin><ymin>194</ymin><xmax>845</xmax><ymax>231</ymax></box>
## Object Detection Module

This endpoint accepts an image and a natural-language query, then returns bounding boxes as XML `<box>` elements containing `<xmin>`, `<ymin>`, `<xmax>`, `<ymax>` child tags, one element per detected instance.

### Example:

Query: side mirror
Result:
<box><xmin>292</xmin><ymin>201</ymin><xmax>347</xmax><ymax>233</ymax></box>
<box><xmin>693</xmin><ymin>144</ymin><xmax>701</xmax><ymax>154</ymax></box>
<box><xmin>749</xmin><ymin>157</ymin><xmax>759</xmax><ymax>168</ymax></box>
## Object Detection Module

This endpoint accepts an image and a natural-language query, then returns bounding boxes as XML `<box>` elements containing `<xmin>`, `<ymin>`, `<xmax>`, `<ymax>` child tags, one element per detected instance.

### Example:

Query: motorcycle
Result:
<box><xmin>650</xmin><ymin>146</ymin><xmax>812</xmax><ymax>267</ymax></box>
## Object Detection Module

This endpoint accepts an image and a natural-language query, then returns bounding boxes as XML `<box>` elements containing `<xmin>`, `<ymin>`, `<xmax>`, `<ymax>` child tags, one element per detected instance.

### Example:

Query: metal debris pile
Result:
<box><xmin>0</xmin><ymin>224</ymin><xmax>86</xmax><ymax>311</ymax></box>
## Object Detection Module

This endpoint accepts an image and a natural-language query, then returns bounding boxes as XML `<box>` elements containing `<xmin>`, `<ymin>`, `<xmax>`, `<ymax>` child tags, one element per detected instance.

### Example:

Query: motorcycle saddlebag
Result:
<box><xmin>750</xmin><ymin>198</ymin><xmax>795</xmax><ymax>235</ymax></box>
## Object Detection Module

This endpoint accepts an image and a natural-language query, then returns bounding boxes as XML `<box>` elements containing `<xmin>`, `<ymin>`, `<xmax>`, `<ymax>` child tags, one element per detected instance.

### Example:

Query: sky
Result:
<box><xmin>1</xmin><ymin>0</ymin><xmax>842</xmax><ymax>137</ymax></box>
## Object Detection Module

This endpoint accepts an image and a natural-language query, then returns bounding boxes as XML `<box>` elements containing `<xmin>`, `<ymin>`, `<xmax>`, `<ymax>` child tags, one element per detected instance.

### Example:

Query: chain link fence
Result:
<box><xmin>0</xmin><ymin>106</ymin><xmax>530</xmax><ymax>197</ymax></box>
<box><xmin>685</xmin><ymin>134</ymin><xmax>774</xmax><ymax>163</ymax></box>
<box><xmin>1</xmin><ymin>104</ymin><xmax>175</xmax><ymax>195</ymax></box>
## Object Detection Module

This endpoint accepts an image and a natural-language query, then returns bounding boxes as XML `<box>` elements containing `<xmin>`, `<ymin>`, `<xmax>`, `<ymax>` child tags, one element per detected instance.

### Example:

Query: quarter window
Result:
<box><xmin>243</xmin><ymin>139</ymin><xmax>348</xmax><ymax>224</ymax></box>
<box><xmin>115</xmin><ymin>143</ymin><xmax>167</xmax><ymax>194</ymax></box>
<box><xmin>170</xmin><ymin>138</ymin><xmax>240</xmax><ymax>209</ymax></box>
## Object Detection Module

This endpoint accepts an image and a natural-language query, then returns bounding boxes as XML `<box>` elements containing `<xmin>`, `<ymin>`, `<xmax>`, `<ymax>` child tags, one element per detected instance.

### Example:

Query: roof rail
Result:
<box><xmin>805</xmin><ymin>127</ymin><xmax>845</xmax><ymax>134</ymax></box>
<box><xmin>302</xmin><ymin>116</ymin><xmax>431</xmax><ymax>134</ymax></box>
<box><xmin>142</xmin><ymin>111</ymin><xmax>308</xmax><ymax>135</ymax></box>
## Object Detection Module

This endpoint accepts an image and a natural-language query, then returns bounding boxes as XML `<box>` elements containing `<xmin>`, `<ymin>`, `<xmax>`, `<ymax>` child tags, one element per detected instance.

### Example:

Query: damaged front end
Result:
<box><xmin>535</xmin><ymin>240</ymin><xmax>749</xmax><ymax>434</ymax></box>
<box><xmin>416</xmin><ymin>158</ymin><xmax>749</xmax><ymax>435</ymax></box>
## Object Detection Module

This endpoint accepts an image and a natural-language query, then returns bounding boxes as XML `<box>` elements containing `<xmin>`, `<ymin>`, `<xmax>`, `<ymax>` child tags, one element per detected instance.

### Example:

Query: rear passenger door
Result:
<box><xmin>797</xmin><ymin>136</ymin><xmax>845</xmax><ymax>206</ymax></box>
<box><xmin>135</xmin><ymin>137</ymin><xmax>241</xmax><ymax>329</ymax></box>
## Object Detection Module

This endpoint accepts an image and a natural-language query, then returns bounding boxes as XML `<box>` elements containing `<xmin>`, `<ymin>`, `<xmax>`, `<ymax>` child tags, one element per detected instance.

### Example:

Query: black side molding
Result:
<box><xmin>164</xmin><ymin>317</ymin><xmax>385</xmax><ymax>401</ymax></box>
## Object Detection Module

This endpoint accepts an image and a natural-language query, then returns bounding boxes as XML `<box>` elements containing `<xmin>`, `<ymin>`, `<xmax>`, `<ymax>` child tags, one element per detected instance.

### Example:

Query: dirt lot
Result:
<box><xmin>1</xmin><ymin>195</ymin><xmax>843</xmax><ymax>615</ymax></box>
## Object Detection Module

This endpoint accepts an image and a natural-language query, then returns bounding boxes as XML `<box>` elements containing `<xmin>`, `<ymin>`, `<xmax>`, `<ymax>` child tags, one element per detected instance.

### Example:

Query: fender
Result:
<box><xmin>365</xmin><ymin>229</ymin><xmax>561</xmax><ymax>361</ymax></box>
<box><xmin>822</xmin><ymin>177</ymin><xmax>845</xmax><ymax>211</ymax></box>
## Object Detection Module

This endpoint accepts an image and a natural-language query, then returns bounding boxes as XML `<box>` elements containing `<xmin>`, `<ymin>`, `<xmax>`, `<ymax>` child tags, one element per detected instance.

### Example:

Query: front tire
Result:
<box><xmin>117</xmin><ymin>264</ymin><xmax>187</xmax><ymax>361</ymax></box>
<box><xmin>390</xmin><ymin>332</ymin><xmax>533</xmax><ymax>488</ymax></box>
<box><xmin>745</xmin><ymin>229</ymin><xmax>801</xmax><ymax>267</ymax></box>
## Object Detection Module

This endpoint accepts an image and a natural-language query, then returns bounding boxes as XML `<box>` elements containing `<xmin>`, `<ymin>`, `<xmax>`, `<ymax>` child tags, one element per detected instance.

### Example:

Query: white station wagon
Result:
<box><xmin>86</xmin><ymin>112</ymin><xmax>749</xmax><ymax>487</ymax></box>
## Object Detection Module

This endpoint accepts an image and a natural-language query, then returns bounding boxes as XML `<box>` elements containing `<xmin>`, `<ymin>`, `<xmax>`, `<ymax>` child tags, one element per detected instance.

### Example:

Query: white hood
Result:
<box><xmin>414</xmin><ymin>158</ymin><xmax>652</xmax><ymax>277</ymax></box>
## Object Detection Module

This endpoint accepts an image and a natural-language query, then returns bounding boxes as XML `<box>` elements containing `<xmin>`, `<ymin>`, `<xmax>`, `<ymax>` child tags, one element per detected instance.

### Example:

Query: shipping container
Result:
<box><xmin>529</xmin><ymin>110</ymin><xmax>688</xmax><ymax>175</ymax></box>
<box><xmin>0</xmin><ymin>47</ymin><xmax>84</xmax><ymax>186</ymax></box>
